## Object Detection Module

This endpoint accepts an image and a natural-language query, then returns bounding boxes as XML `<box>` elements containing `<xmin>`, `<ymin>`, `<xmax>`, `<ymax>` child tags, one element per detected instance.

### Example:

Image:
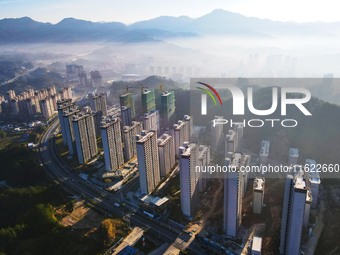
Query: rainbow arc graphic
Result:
<box><xmin>196</xmin><ymin>82</ymin><xmax>222</xmax><ymax>115</ymax></box>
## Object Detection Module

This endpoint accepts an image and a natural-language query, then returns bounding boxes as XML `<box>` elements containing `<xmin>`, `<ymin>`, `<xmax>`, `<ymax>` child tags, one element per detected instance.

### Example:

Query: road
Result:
<box><xmin>38</xmin><ymin>120</ymin><xmax>207</xmax><ymax>254</ymax></box>
<box><xmin>0</xmin><ymin>67</ymin><xmax>40</xmax><ymax>86</ymax></box>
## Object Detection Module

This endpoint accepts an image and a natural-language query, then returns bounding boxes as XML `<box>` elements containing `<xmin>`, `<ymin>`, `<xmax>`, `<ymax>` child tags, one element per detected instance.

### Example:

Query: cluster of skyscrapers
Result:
<box><xmin>222</xmin><ymin>128</ymin><xmax>321</xmax><ymax>255</ymax></box>
<box><xmin>57</xmin><ymin>94</ymin><xmax>105</xmax><ymax>165</ymax></box>
<box><xmin>0</xmin><ymin>86</ymin><xmax>72</xmax><ymax>118</ymax></box>
<box><xmin>54</xmin><ymin>83</ymin><xmax>322</xmax><ymax>254</ymax></box>
<box><xmin>66</xmin><ymin>64</ymin><xmax>103</xmax><ymax>88</ymax></box>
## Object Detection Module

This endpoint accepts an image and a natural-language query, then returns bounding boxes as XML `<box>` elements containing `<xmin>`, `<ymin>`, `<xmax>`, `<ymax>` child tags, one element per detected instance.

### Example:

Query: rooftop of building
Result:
<box><xmin>136</xmin><ymin>130</ymin><xmax>156</xmax><ymax>143</ymax></box>
<box><xmin>226</xmin><ymin>130</ymin><xmax>236</xmax><ymax>142</ymax></box>
<box><xmin>63</xmin><ymin>106</ymin><xmax>78</xmax><ymax>116</ymax></box>
<box><xmin>183</xmin><ymin>114</ymin><xmax>191</xmax><ymax>121</ymax></box>
<box><xmin>139</xmin><ymin>195</ymin><xmax>169</xmax><ymax>207</ymax></box>
<box><xmin>161</xmin><ymin>91</ymin><xmax>173</xmax><ymax>96</ymax></box>
<box><xmin>260</xmin><ymin>140</ymin><xmax>270</xmax><ymax>156</ymax></box>
<box><xmin>91</xmin><ymin>92</ymin><xmax>105</xmax><ymax>97</ymax></box>
<box><xmin>143</xmin><ymin>110</ymin><xmax>159</xmax><ymax>118</ymax></box>
<box><xmin>100</xmin><ymin>115</ymin><xmax>120</xmax><ymax>128</ymax></box>
<box><xmin>120</xmin><ymin>92</ymin><xmax>132</xmax><ymax>97</ymax></box>
<box><xmin>252</xmin><ymin>236</ymin><xmax>262</xmax><ymax>253</ymax></box>
<box><xmin>72</xmin><ymin>113</ymin><xmax>90</xmax><ymax>121</ymax></box>
<box><xmin>123</xmin><ymin>121</ymin><xmax>141</xmax><ymax>132</ymax></box>
<box><xmin>294</xmin><ymin>176</ymin><xmax>307</xmax><ymax>190</ymax></box>
<box><xmin>121</xmin><ymin>105</ymin><xmax>129</xmax><ymax>110</ymax></box>
<box><xmin>157</xmin><ymin>133</ymin><xmax>172</xmax><ymax>146</ymax></box>
<box><xmin>173</xmin><ymin>120</ymin><xmax>186</xmax><ymax>130</ymax></box>
<box><xmin>107</xmin><ymin>105</ymin><xmax>120</xmax><ymax>114</ymax></box>
<box><xmin>231</xmin><ymin>152</ymin><xmax>243</xmax><ymax>167</ymax></box>
<box><xmin>179</xmin><ymin>142</ymin><xmax>195</xmax><ymax>157</ymax></box>
<box><xmin>305</xmin><ymin>159</ymin><xmax>321</xmax><ymax>184</ymax></box>
<box><xmin>289</xmin><ymin>147</ymin><xmax>299</xmax><ymax>157</ymax></box>
<box><xmin>142</xmin><ymin>89</ymin><xmax>153</xmax><ymax>94</ymax></box>
<box><xmin>306</xmin><ymin>188</ymin><xmax>313</xmax><ymax>203</ymax></box>
<box><xmin>254</xmin><ymin>177</ymin><xmax>265</xmax><ymax>191</ymax></box>
<box><xmin>198</xmin><ymin>145</ymin><xmax>209</xmax><ymax>159</ymax></box>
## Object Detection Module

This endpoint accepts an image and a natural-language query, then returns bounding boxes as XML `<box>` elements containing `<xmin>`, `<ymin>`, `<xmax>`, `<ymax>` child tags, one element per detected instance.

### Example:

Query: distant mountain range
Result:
<box><xmin>1</xmin><ymin>9</ymin><xmax>339</xmax><ymax>44</ymax></box>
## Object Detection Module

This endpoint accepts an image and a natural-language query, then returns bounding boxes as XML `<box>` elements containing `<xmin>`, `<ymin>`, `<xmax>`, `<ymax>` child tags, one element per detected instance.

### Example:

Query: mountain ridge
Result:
<box><xmin>0</xmin><ymin>9</ymin><xmax>339</xmax><ymax>44</ymax></box>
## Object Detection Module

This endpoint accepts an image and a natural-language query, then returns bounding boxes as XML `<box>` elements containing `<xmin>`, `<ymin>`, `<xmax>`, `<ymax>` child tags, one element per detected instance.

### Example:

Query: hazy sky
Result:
<box><xmin>1</xmin><ymin>0</ymin><xmax>339</xmax><ymax>24</ymax></box>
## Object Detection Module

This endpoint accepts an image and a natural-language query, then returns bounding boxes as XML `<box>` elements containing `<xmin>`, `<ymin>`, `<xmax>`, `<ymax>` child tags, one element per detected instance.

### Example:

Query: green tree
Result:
<box><xmin>0</xmin><ymin>130</ymin><xmax>6</xmax><ymax>138</ymax></box>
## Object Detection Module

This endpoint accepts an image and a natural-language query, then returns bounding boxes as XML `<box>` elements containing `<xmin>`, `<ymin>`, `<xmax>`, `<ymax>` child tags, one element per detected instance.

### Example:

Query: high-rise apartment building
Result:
<box><xmin>157</xmin><ymin>133</ymin><xmax>175</xmax><ymax>178</ymax></box>
<box><xmin>211</xmin><ymin>116</ymin><xmax>224</xmax><ymax>152</ymax></box>
<box><xmin>122</xmin><ymin>121</ymin><xmax>142</xmax><ymax>161</ymax></box>
<box><xmin>92</xmin><ymin>93</ymin><xmax>107</xmax><ymax>116</ymax></box>
<box><xmin>288</xmin><ymin>148</ymin><xmax>299</xmax><ymax>165</ymax></box>
<box><xmin>62</xmin><ymin>105</ymin><xmax>79</xmax><ymax>155</ymax></box>
<box><xmin>259</xmin><ymin>140</ymin><xmax>270</xmax><ymax>164</ymax></box>
<box><xmin>136</xmin><ymin>130</ymin><xmax>160</xmax><ymax>195</ymax></box>
<box><xmin>121</xmin><ymin>106</ymin><xmax>132</xmax><ymax>127</ymax></box>
<box><xmin>101</xmin><ymin>116</ymin><xmax>124</xmax><ymax>172</ymax></box>
<box><xmin>142</xmin><ymin>110</ymin><xmax>160</xmax><ymax>133</ymax></box>
<box><xmin>160</xmin><ymin>90</ymin><xmax>175</xmax><ymax>127</ymax></box>
<box><xmin>253</xmin><ymin>177</ymin><xmax>265</xmax><ymax>214</ymax></box>
<box><xmin>173</xmin><ymin>120</ymin><xmax>186</xmax><ymax>157</ymax></box>
<box><xmin>234</xmin><ymin>123</ymin><xmax>244</xmax><ymax>150</ymax></box>
<box><xmin>120</xmin><ymin>93</ymin><xmax>135</xmax><ymax>120</ymax></box>
<box><xmin>280</xmin><ymin>174</ymin><xmax>307</xmax><ymax>255</ymax></box>
<box><xmin>72</xmin><ymin>107</ymin><xmax>98</xmax><ymax>164</ymax></box>
<box><xmin>40</xmin><ymin>97</ymin><xmax>54</xmax><ymax>118</ymax></box>
<box><xmin>225</xmin><ymin>130</ymin><xmax>237</xmax><ymax>156</ymax></box>
<box><xmin>141</xmin><ymin>89</ymin><xmax>156</xmax><ymax>114</ymax></box>
<box><xmin>223</xmin><ymin>153</ymin><xmax>244</xmax><ymax>237</ymax></box>
<box><xmin>90</xmin><ymin>71</ymin><xmax>103</xmax><ymax>87</ymax></box>
<box><xmin>183</xmin><ymin>115</ymin><xmax>192</xmax><ymax>140</ymax></box>
<box><xmin>179</xmin><ymin>142</ymin><xmax>199</xmax><ymax>219</ymax></box>
<box><xmin>198</xmin><ymin>145</ymin><xmax>210</xmax><ymax>193</ymax></box>
<box><xmin>57</xmin><ymin>99</ymin><xmax>73</xmax><ymax>146</ymax></box>
<box><xmin>305</xmin><ymin>159</ymin><xmax>320</xmax><ymax>208</ymax></box>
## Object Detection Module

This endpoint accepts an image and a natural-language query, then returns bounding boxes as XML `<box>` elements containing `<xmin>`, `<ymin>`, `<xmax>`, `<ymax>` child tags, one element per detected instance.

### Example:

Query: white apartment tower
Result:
<box><xmin>280</xmin><ymin>174</ymin><xmax>307</xmax><ymax>255</ymax></box>
<box><xmin>157</xmin><ymin>133</ymin><xmax>175</xmax><ymax>178</ymax></box>
<box><xmin>101</xmin><ymin>116</ymin><xmax>124</xmax><ymax>172</ymax></box>
<box><xmin>136</xmin><ymin>130</ymin><xmax>160</xmax><ymax>195</ymax></box>
<box><xmin>223</xmin><ymin>153</ymin><xmax>244</xmax><ymax>237</ymax></box>
<box><xmin>92</xmin><ymin>93</ymin><xmax>107</xmax><ymax>116</ymax></box>
<box><xmin>198</xmin><ymin>145</ymin><xmax>210</xmax><ymax>193</ymax></box>
<box><xmin>62</xmin><ymin>105</ymin><xmax>79</xmax><ymax>155</ymax></box>
<box><xmin>288</xmin><ymin>148</ymin><xmax>299</xmax><ymax>165</ymax></box>
<box><xmin>253</xmin><ymin>177</ymin><xmax>265</xmax><ymax>214</ymax></box>
<box><xmin>305</xmin><ymin>159</ymin><xmax>320</xmax><ymax>208</ymax></box>
<box><xmin>143</xmin><ymin>110</ymin><xmax>160</xmax><ymax>133</ymax></box>
<box><xmin>211</xmin><ymin>116</ymin><xmax>224</xmax><ymax>152</ymax></box>
<box><xmin>183</xmin><ymin>115</ymin><xmax>193</xmax><ymax>141</ymax></box>
<box><xmin>57</xmin><ymin>99</ymin><xmax>73</xmax><ymax>146</ymax></box>
<box><xmin>179</xmin><ymin>142</ymin><xmax>199</xmax><ymax>219</ymax></box>
<box><xmin>173</xmin><ymin>120</ymin><xmax>187</xmax><ymax>157</ymax></box>
<box><xmin>72</xmin><ymin>107</ymin><xmax>98</xmax><ymax>164</ymax></box>
<box><xmin>234</xmin><ymin>123</ymin><xmax>244</xmax><ymax>150</ymax></box>
<box><xmin>225</xmin><ymin>130</ymin><xmax>236</xmax><ymax>156</ymax></box>
<box><xmin>259</xmin><ymin>140</ymin><xmax>270</xmax><ymax>164</ymax></box>
<box><xmin>122</xmin><ymin>121</ymin><xmax>142</xmax><ymax>161</ymax></box>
